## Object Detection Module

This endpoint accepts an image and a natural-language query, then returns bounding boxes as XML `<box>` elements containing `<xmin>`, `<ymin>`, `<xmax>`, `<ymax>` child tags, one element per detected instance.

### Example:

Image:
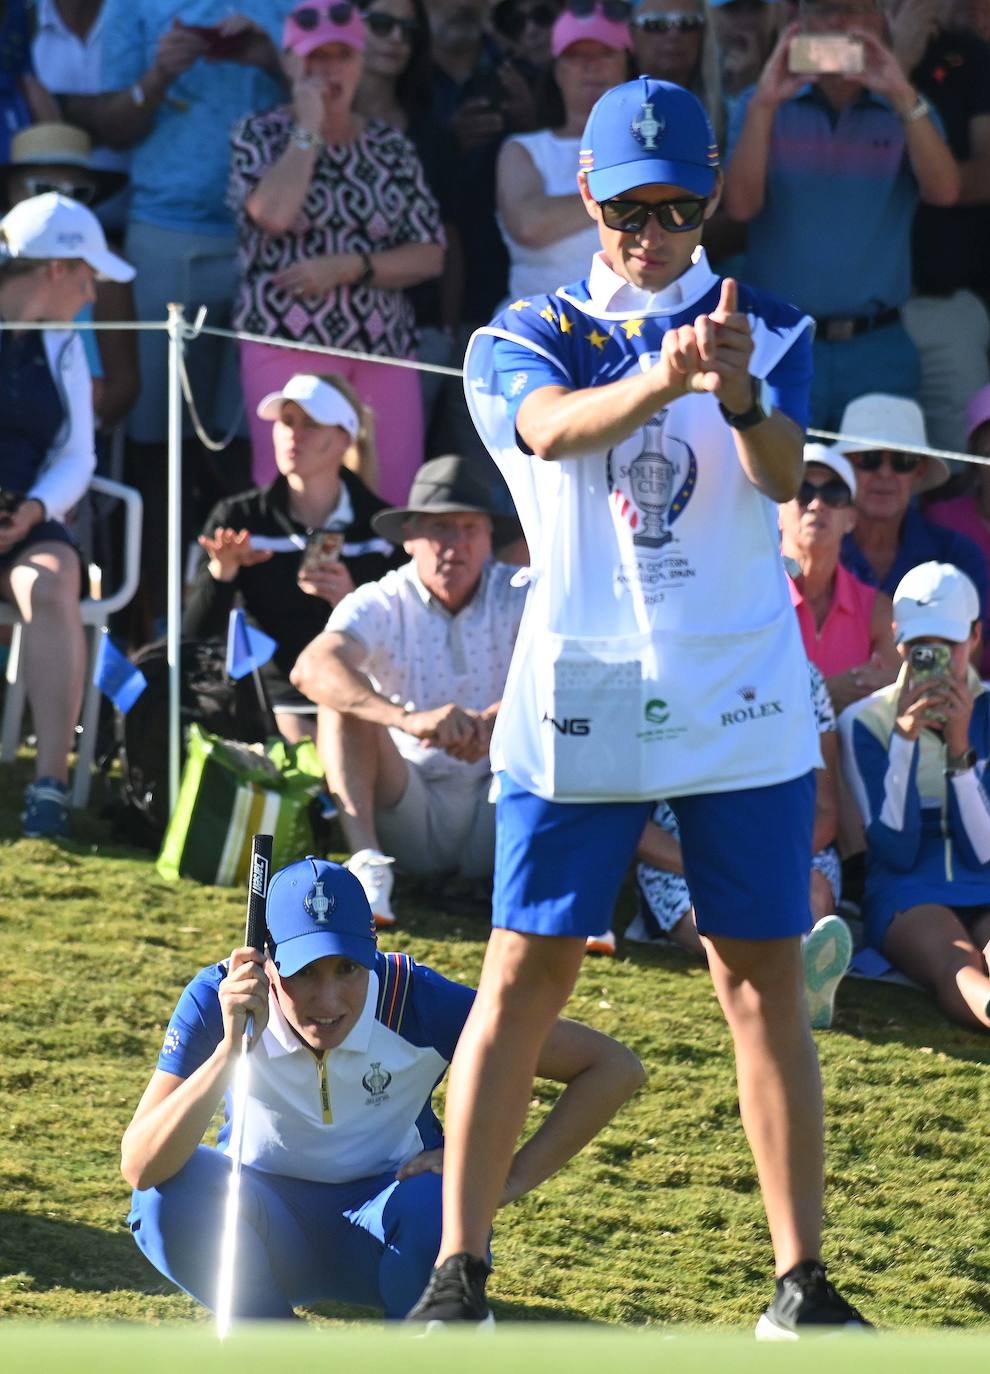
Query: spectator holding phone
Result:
<box><xmin>183</xmin><ymin>373</ymin><xmax>402</xmax><ymax>743</ymax></box>
<box><xmin>229</xmin><ymin>3</ymin><xmax>444</xmax><ymax>499</ymax></box>
<box><xmin>722</xmin><ymin>0</ymin><xmax>959</xmax><ymax>430</ymax></box>
<box><xmin>840</xmin><ymin>561</ymin><xmax>990</xmax><ymax>1032</ymax></box>
<box><xmin>0</xmin><ymin>193</ymin><xmax>134</xmax><ymax>838</ymax></box>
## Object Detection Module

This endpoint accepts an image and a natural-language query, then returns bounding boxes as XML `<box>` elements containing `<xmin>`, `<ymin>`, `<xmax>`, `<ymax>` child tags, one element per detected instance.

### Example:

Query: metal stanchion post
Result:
<box><xmin>166</xmin><ymin>302</ymin><xmax>185</xmax><ymax>815</ymax></box>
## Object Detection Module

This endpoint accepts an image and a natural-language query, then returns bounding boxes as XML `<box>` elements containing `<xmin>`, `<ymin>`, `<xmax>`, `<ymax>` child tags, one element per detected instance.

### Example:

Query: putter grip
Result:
<box><xmin>244</xmin><ymin>833</ymin><xmax>273</xmax><ymax>952</ymax></box>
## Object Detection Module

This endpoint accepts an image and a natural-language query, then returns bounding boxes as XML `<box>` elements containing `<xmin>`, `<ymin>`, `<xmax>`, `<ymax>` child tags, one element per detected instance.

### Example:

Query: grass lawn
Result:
<box><xmin>1</xmin><ymin>755</ymin><xmax>989</xmax><ymax>1333</ymax></box>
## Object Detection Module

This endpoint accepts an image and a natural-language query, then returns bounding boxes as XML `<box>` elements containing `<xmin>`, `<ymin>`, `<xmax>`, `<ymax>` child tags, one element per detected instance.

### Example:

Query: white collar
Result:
<box><xmin>585</xmin><ymin>246</ymin><xmax>718</xmax><ymax>315</ymax></box>
<box><xmin>264</xmin><ymin>969</ymin><xmax>379</xmax><ymax>1059</ymax></box>
<box><xmin>324</xmin><ymin>481</ymin><xmax>354</xmax><ymax>531</ymax></box>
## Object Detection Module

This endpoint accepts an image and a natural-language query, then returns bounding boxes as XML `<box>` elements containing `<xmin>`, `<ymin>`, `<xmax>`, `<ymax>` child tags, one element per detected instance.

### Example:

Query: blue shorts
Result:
<box><xmin>493</xmin><ymin>771</ymin><xmax>815</xmax><ymax>941</ymax></box>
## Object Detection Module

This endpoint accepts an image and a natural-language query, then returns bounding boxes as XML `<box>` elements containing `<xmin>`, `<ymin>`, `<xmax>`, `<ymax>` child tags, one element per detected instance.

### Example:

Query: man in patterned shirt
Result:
<box><xmin>292</xmin><ymin>456</ymin><xmax>525</xmax><ymax>928</ymax></box>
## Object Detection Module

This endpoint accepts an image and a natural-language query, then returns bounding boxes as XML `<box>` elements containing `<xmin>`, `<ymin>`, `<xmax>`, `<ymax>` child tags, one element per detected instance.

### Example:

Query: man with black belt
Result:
<box><xmin>722</xmin><ymin>0</ymin><xmax>959</xmax><ymax>430</ymax></box>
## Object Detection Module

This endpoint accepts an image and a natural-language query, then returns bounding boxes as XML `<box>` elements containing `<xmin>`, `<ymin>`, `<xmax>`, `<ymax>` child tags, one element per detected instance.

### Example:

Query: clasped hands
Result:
<box><xmin>402</xmin><ymin>702</ymin><xmax>495</xmax><ymax>764</ymax></box>
<box><xmin>653</xmin><ymin>277</ymin><xmax>756</xmax><ymax>415</ymax></box>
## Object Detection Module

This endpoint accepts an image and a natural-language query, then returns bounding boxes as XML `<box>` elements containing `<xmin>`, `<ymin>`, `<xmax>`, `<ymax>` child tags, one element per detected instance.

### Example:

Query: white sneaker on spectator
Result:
<box><xmin>624</xmin><ymin>912</ymin><xmax>666</xmax><ymax>946</ymax></box>
<box><xmin>346</xmin><ymin>848</ymin><xmax>397</xmax><ymax>928</ymax></box>
<box><xmin>802</xmin><ymin>914</ymin><xmax>853</xmax><ymax>1030</ymax></box>
<box><xmin>586</xmin><ymin>929</ymin><xmax>616</xmax><ymax>956</ymax></box>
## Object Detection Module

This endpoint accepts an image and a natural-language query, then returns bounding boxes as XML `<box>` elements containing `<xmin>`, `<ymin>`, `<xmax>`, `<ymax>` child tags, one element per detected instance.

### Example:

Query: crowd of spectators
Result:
<box><xmin>1</xmin><ymin>0</ymin><xmax>990</xmax><ymax>1032</ymax></box>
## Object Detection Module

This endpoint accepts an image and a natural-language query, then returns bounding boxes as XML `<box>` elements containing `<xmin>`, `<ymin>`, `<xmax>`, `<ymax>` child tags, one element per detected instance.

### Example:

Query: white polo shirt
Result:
<box><xmin>157</xmin><ymin>951</ymin><xmax>475</xmax><ymax>1185</ymax></box>
<box><xmin>327</xmin><ymin>558</ymin><xmax>526</xmax><ymax>781</ymax></box>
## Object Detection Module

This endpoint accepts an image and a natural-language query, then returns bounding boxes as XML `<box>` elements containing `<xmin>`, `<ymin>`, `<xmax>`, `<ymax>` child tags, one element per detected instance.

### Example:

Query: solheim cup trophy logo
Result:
<box><xmin>630</xmin><ymin>418</ymin><xmax>675</xmax><ymax>548</ymax></box>
<box><xmin>631</xmin><ymin>101</ymin><xmax>664</xmax><ymax>150</ymax></box>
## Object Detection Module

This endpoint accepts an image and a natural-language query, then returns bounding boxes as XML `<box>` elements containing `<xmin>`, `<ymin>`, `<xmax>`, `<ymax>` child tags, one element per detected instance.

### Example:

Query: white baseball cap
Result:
<box><xmin>0</xmin><ymin>191</ymin><xmax>134</xmax><ymax>281</ymax></box>
<box><xmin>257</xmin><ymin>374</ymin><xmax>360</xmax><ymax>438</ymax></box>
<box><xmin>834</xmin><ymin>393</ymin><xmax>948</xmax><ymax>493</ymax></box>
<box><xmin>892</xmin><ymin>562</ymin><xmax>980</xmax><ymax>644</ymax></box>
<box><xmin>803</xmin><ymin>442</ymin><xmax>856</xmax><ymax>500</ymax></box>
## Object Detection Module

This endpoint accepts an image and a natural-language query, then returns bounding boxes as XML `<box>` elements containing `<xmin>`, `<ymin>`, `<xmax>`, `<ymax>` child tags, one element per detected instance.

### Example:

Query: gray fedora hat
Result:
<box><xmin>371</xmin><ymin>454</ymin><xmax>519</xmax><ymax>546</ymax></box>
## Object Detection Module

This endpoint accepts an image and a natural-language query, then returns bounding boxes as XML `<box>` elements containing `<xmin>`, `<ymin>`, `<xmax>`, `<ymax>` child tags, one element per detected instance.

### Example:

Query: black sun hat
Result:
<box><xmin>371</xmin><ymin>454</ymin><xmax>520</xmax><ymax>546</ymax></box>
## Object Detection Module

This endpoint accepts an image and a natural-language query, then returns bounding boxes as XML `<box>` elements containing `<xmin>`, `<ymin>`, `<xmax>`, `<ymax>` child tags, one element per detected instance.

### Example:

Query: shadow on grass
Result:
<box><xmin>0</xmin><ymin>1211</ymin><xmax>170</xmax><ymax>1296</ymax></box>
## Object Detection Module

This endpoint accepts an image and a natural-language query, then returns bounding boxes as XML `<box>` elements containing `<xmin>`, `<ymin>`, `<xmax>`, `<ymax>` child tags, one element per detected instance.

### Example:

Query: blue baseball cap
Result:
<box><xmin>579</xmin><ymin>77</ymin><xmax>720</xmax><ymax>201</ymax></box>
<box><xmin>265</xmin><ymin>857</ymin><xmax>377</xmax><ymax>976</ymax></box>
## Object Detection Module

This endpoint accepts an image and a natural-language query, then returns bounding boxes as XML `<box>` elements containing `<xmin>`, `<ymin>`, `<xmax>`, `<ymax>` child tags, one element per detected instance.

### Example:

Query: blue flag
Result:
<box><xmin>226</xmin><ymin>608</ymin><xmax>277</xmax><ymax>681</ymax></box>
<box><xmin>93</xmin><ymin>631</ymin><xmax>148</xmax><ymax>713</ymax></box>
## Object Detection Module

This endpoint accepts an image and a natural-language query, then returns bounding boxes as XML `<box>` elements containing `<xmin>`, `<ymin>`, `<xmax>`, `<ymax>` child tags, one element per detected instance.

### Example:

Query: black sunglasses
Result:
<box><xmin>493</xmin><ymin>0</ymin><xmax>558</xmax><ymax>40</ymax></box>
<box><xmin>632</xmin><ymin>12</ymin><xmax>705</xmax><ymax>32</ymax></box>
<box><xmin>292</xmin><ymin>3</ymin><xmax>358</xmax><ymax>30</ymax></box>
<box><xmin>797</xmin><ymin>477</ymin><xmax>852</xmax><ymax>509</ymax></box>
<box><xmin>599</xmin><ymin>195</ymin><xmax>708</xmax><ymax>234</ymax></box>
<box><xmin>567</xmin><ymin>0</ymin><xmax>633</xmax><ymax>21</ymax></box>
<box><xmin>22</xmin><ymin>176</ymin><xmax>97</xmax><ymax>205</ymax></box>
<box><xmin>849</xmin><ymin>450</ymin><xmax>922</xmax><ymax>474</ymax></box>
<box><xmin>365</xmin><ymin>9</ymin><xmax>420</xmax><ymax>38</ymax></box>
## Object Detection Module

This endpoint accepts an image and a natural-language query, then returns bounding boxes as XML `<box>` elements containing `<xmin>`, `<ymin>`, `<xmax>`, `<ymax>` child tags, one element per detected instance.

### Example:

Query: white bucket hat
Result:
<box><xmin>833</xmin><ymin>394</ymin><xmax>948</xmax><ymax>493</ymax></box>
<box><xmin>257</xmin><ymin>374</ymin><xmax>360</xmax><ymax>438</ymax></box>
<box><xmin>892</xmin><ymin>561</ymin><xmax>980</xmax><ymax>644</ymax></box>
<box><xmin>803</xmin><ymin>442</ymin><xmax>857</xmax><ymax>500</ymax></box>
<box><xmin>0</xmin><ymin>191</ymin><xmax>134</xmax><ymax>281</ymax></box>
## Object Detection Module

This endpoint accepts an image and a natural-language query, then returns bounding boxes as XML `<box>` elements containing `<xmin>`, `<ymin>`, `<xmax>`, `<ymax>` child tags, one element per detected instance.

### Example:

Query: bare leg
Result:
<box><xmin>669</xmin><ymin>906</ymin><xmax>706</xmax><ymax>957</ymax></box>
<box><xmin>274</xmin><ymin>711</ymin><xmax>316</xmax><ymax>744</ymax></box>
<box><xmin>316</xmin><ymin>705</ymin><xmax>408</xmax><ymax>853</ymax></box>
<box><xmin>703</xmin><ymin>933</ymin><xmax>823</xmax><ymax>1274</ymax></box>
<box><xmin>809</xmin><ymin>870</ymin><xmax>834</xmax><ymax>925</ymax></box>
<box><xmin>883</xmin><ymin>904</ymin><xmax>990</xmax><ymax>1031</ymax></box>
<box><xmin>2</xmin><ymin>545</ymin><xmax>84</xmax><ymax>784</ymax></box>
<box><xmin>437</xmin><ymin>929</ymin><xmax>586</xmax><ymax>1261</ymax></box>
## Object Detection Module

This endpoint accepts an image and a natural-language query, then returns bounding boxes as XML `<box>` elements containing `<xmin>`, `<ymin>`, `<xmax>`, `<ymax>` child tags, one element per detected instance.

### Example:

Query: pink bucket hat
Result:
<box><xmin>965</xmin><ymin>383</ymin><xmax>990</xmax><ymax>446</ymax></box>
<box><xmin>551</xmin><ymin>8</ymin><xmax>632</xmax><ymax>55</ymax></box>
<box><xmin>283</xmin><ymin>2</ymin><xmax>367</xmax><ymax>55</ymax></box>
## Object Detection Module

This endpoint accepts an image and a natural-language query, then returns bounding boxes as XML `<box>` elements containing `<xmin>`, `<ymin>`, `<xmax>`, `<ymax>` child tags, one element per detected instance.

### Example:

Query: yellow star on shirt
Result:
<box><xmin>585</xmin><ymin>328</ymin><xmax>609</xmax><ymax>351</ymax></box>
<box><xmin>558</xmin><ymin>312</ymin><xmax>573</xmax><ymax>334</ymax></box>
<box><xmin>539</xmin><ymin>304</ymin><xmax>557</xmax><ymax>323</ymax></box>
<box><xmin>508</xmin><ymin>299</ymin><xmax>531</xmax><ymax>311</ymax></box>
<box><xmin>621</xmin><ymin>318</ymin><xmax>646</xmax><ymax>339</ymax></box>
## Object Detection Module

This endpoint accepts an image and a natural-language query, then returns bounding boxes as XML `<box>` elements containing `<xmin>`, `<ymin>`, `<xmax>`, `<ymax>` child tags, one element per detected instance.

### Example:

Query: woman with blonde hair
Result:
<box><xmin>182</xmin><ymin>372</ymin><xmax>403</xmax><ymax>742</ymax></box>
<box><xmin>630</xmin><ymin>0</ymin><xmax>725</xmax><ymax>144</ymax></box>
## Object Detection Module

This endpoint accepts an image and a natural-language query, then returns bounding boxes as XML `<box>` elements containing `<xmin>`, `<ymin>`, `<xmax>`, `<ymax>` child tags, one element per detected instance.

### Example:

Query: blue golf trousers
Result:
<box><xmin>128</xmin><ymin>1146</ymin><xmax>443</xmax><ymax>1319</ymax></box>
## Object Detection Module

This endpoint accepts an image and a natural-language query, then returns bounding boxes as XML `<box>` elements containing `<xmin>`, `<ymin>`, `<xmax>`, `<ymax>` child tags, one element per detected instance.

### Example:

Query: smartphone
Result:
<box><xmin>176</xmin><ymin>20</ymin><xmax>248</xmax><ymax>60</ymax></box>
<box><xmin>0</xmin><ymin>490</ymin><xmax>23</xmax><ymax>517</ymax></box>
<box><xmin>460</xmin><ymin>69</ymin><xmax>505</xmax><ymax>109</ymax></box>
<box><xmin>299</xmin><ymin>531</ymin><xmax>344</xmax><ymax>577</ymax></box>
<box><xmin>788</xmin><ymin>34</ymin><xmax>865</xmax><ymax>75</ymax></box>
<box><xmin>908</xmin><ymin>642</ymin><xmax>952</xmax><ymax>687</ymax></box>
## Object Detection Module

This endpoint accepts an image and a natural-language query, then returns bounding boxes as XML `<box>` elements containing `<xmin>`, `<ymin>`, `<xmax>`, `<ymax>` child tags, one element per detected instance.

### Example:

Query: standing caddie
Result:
<box><xmin>409</xmin><ymin>77</ymin><xmax>871</xmax><ymax>1337</ymax></box>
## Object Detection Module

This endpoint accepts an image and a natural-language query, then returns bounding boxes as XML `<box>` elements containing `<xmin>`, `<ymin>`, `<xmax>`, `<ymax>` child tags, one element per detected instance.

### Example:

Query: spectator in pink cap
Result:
<box><xmin>927</xmin><ymin>383</ymin><xmax>990</xmax><ymax>676</ymax></box>
<box><xmin>496</xmin><ymin>4</ymin><xmax>632</xmax><ymax>301</ymax></box>
<box><xmin>228</xmin><ymin>1</ymin><xmax>445</xmax><ymax>501</ymax></box>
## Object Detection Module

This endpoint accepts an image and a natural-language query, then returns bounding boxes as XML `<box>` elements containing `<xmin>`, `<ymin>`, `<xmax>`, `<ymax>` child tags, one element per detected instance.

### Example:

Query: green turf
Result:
<box><xmin>1</xmin><ymin>755</ymin><xmax>989</xmax><ymax>1329</ymax></box>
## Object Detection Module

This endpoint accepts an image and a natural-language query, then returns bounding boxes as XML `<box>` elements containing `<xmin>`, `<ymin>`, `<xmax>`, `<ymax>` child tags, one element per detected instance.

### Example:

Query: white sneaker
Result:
<box><xmin>585</xmin><ymin>929</ymin><xmax>616</xmax><ymax>956</ymax></box>
<box><xmin>623</xmin><ymin>912</ymin><xmax>667</xmax><ymax>946</ymax></box>
<box><xmin>802</xmin><ymin>915</ymin><xmax>853</xmax><ymax>1030</ymax></box>
<box><xmin>346</xmin><ymin>848</ymin><xmax>397</xmax><ymax>928</ymax></box>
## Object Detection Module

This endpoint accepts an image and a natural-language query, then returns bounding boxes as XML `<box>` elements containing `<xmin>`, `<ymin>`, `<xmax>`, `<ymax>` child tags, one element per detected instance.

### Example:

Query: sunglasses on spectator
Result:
<box><xmin>598</xmin><ymin>195</ymin><xmax>708</xmax><ymax>233</ymax></box>
<box><xmin>796</xmin><ymin>477</ymin><xmax>852</xmax><ymax>509</ymax></box>
<box><xmin>493</xmin><ymin>0</ymin><xmax>558</xmax><ymax>40</ymax></box>
<box><xmin>291</xmin><ymin>3</ymin><xmax>358</xmax><ymax>30</ymax></box>
<box><xmin>632</xmin><ymin>12</ymin><xmax>705</xmax><ymax>32</ymax></box>
<box><xmin>849</xmin><ymin>450</ymin><xmax>922</xmax><ymax>474</ymax></box>
<box><xmin>21</xmin><ymin>176</ymin><xmax>97</xmax><ymax>205</ymax></box>
<box><xmin>365</xmin><ymin>10</ymin><xmax>420</xmax><ymax>39</ymax></box>
<box><xmin>567</xmin><ymin>0</ymin><xmax>634</xmax><ymax>22</ymax></box>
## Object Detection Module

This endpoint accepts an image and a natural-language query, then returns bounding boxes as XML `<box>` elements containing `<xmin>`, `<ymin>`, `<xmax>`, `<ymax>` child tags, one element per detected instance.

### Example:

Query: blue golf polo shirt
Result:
<box><xmin>841</xmin><ymin>505</ymin><xmax>989</xmax><ymax>614</ymax></box>
<box><xmin>725</xmin><ymin>84</ymin><xmax>922</xmax><ymax>318</ymax></box>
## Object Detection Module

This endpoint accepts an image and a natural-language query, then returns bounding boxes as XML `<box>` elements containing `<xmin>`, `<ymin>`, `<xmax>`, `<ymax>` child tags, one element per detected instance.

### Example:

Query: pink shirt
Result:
<box><xmin>788</xmin><ymin>564</ymin><xmax>877</xmax><ymax>677</ymax></box>
<box><xmin>927</xmin><ymin>494</ymin><xmax>990</xmax><ymax>676</ymax></box>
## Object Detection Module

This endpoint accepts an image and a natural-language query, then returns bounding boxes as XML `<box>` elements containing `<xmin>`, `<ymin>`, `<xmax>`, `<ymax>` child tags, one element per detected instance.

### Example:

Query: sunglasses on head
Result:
<box><xmin>849</xmin><ymin>449</ymin><xmax>922</xmax><ymax>474</ymax></box>
<box><xmin>365</xmin><ymin>9</ymin><xmax>420</xmax><ymax>39</ymax></box>
<box><xmin>567</xmin><ymin>0</ymin><xmax>634</xmax><ymax>21</ymax></box>
<box><xmin>22</xmin><ymin>176</ymin><xmax>97</xmax><ymax>205</ymax></box>
<box><xmin>598</xmin><ymin>195</ymin><xmax>708</xmax><ymax>234</ymax></box>
<box><xmin>291</xmin><ymin>2</ymin><xmax>358</xmax><ymax>30</ymax></box>
<box><xmin>493</xmin><ymin>0</ymin><xmax>558</xmax><ymax>39</ymax></box>
<box><xmin>632</xmin><ymin>12</ymin><xmax>705</xmax><ymax>32</ymax></box>
<box><xmin>797</xmin><ymin>477</ymin><xmax>852</xmax><ymax>509</ymax></box>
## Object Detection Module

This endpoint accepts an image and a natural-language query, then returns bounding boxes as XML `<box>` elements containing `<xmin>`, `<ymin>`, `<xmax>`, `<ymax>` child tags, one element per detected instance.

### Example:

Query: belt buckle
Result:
<box><xmin>823</xmin><ymin>317</ymin><xmax>856</xmax><ymax>342</ymax></box>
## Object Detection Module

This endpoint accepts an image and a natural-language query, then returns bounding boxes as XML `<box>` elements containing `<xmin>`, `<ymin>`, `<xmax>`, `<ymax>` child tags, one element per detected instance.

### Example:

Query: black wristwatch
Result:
<box><xmin>945</xmin><ymin>747</ymin><xmax>977</xmax><ymax>777</ymax></box>
<box><xmin>718</xmin><ymin>381</ymin><xmax>768</xmax><ymax>431</ymax></box>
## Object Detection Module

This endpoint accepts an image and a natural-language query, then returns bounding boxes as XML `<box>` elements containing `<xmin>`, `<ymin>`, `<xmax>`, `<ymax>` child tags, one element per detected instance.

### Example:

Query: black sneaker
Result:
<box><xmin>406</xmin><ymin>1252</ymin><xmax>494</xmax><ymax>1328</ymax></box>
<box><xmin>756</xmin><ymin>1260</ymin><xmax>872</xmax><ymax>1340</ymax></box>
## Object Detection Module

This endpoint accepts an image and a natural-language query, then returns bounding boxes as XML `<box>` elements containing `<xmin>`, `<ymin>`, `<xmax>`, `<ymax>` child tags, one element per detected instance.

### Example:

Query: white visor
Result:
<box><xmin>256</xmin><ymin>374</ymin><xmax>360</xmax><ymax>437</ymax></box>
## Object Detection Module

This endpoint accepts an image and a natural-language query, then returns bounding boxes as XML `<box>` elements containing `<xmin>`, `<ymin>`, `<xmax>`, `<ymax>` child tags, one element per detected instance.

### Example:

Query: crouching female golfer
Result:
<box><xmin>122</xmin><ymin>857</ymin><xmax>644</xmax><ymax>1320</ymax></box>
